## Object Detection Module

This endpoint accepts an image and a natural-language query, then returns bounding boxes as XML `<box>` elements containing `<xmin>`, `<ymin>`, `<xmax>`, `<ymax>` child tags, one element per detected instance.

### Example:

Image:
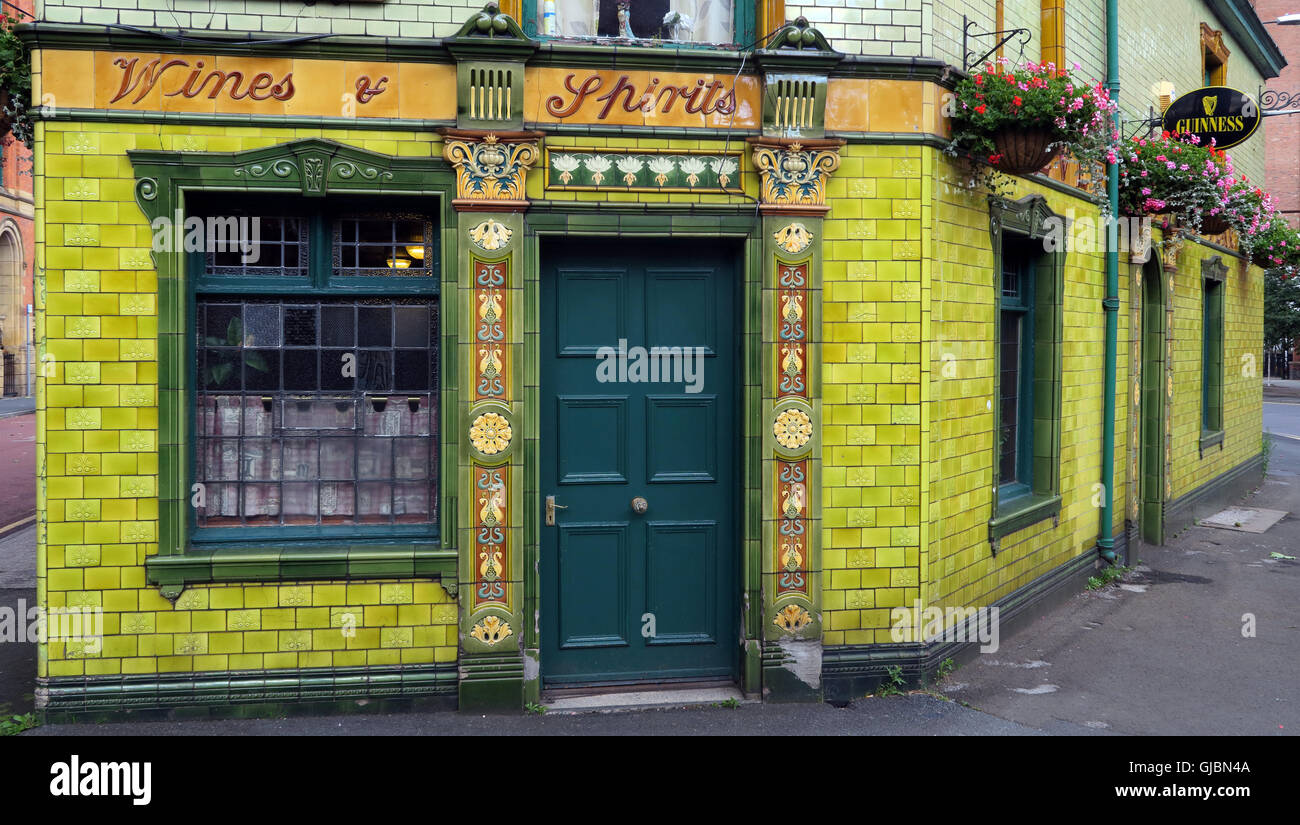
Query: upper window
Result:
<box><xmin>1202</xmin><ymin>23</ymin><xmax>1229</xmax><ymax>86</ymax></box>
<box><xmin>189</xmin><ymin>196</ymin><xmax>440</xmax><ymax>541</ymax></box>
<box><xmin>530</xmin><ymin>0</ymin><xmax>739</xmax><ymax>45</ymax></box>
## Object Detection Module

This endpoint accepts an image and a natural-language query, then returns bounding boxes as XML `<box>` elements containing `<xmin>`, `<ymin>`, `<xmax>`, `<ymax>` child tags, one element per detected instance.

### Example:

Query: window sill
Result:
<box><xmin>989</xmin><ymin>492</ymin><xmax>1061</xmax><ymax>547</ymax></box>
<box><xmin>145</xmin><ymin>542</ymin><xmax>457</xmax><ymax>601</ymax></box>
<box><xmin>1200</xmin><ymin>429</ymin><xmax>1225</xmax><ymax>456</ymax></box>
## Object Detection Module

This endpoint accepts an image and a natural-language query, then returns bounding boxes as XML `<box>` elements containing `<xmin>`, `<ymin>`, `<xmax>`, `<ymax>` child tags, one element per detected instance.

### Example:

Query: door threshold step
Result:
<box><xmin>542</xmin><ymin>686</ymin><xmax>752</xmax><ymax>715</ymax></box>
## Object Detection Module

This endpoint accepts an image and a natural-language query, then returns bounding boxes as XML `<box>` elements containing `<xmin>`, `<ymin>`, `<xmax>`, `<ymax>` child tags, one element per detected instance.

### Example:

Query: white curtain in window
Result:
<box><xmin>541</xmin><ymin>1</ymin><xmax>733</xmax><ymax>44</ymax></box>
<box><xmin>545</xmin><ymin>0</ymin><xmax>600</xmax><ymax>37</ymax></box>
<box><xmin>668</xmin><ymin>0</ymin><xmax>733</xmax><ymax>45</ymax></box>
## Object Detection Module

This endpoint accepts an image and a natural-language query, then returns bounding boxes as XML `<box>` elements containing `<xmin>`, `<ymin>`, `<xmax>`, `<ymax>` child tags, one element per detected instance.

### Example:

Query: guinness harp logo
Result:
<box><xmin>1161</xmin><ymin>87</ymin><xmax>1260</xmax><ymax>150</ymax></box>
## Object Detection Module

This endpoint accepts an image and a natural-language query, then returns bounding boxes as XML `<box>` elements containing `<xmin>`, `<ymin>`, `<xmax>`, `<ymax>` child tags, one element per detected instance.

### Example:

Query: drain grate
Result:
<box><xmin>1197</xmin><ymin>507</ymin><xmax>1288</xmax><ymax>533</ymax></box>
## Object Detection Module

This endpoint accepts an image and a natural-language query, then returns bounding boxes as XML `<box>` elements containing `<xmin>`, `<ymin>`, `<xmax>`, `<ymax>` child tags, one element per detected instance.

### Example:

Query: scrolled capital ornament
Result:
<box><xmin>749</xmin><ymin>137</ymin><xmax>844</xmax><ymax>215</ymax></box>
<box><xmin>441</xmin><ymin>129</ymin><xmax>542</xmax><ymax>212</ymax></box>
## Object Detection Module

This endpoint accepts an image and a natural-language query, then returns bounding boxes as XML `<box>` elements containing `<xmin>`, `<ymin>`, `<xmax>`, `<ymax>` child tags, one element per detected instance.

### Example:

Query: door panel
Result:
<box><xmin>557</xmin><ymin>523</ymin><xmax>630</xmax><ymax>648</ymax></box>
<box><xmin>645</xmin><ymin>521</ymin><xmax>717</xmax><ymax>645</ymax></box>
<box><xmin>557</xmin><ymin>396</ymin><xmax>628</xmax><ymax>484</ymax></box>
<box><xmin>646</xmin><ymin>395</ymin><xmax>717</xmax><ymax>483</ymax></box>
<box><xmin>541</xmin><ymin>238</ymin><xmax>738</xmax><ymax>686</ymax></box>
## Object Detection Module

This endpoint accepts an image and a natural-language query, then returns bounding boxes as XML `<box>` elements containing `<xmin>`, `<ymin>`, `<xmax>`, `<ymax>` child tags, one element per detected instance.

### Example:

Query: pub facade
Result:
<box><xmin>24</xmin><ymin>0</ymin><xmax>1274</xmax><ymax>714</ymax></box>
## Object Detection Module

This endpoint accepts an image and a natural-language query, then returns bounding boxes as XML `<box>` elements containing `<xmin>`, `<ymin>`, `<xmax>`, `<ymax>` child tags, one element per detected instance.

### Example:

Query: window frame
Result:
<box><xmin>987</xmin><ymin>195</ymin><xmax>1065</xmax><ymax>549</ymax></box>
<box><xmin>1200</xmin><ymin>257</ymin><xmax>1226</xmax><ymax>453</ymax></box>
<box><xmin>998</xmin><ymin>243</ymin><xmax>1036</xmax><ymax>501</ymax></box>
<box><xmin>187</xmin><ymin>198</ymin><xmax>442</xmax><ymax>546</ymax></box>
<box><xmin>129</xmin><ymin>139</ymin><xmax>459</xmax><ymax>598</ymax></box>
<box><xmin>519</xmin><ymin>0</ymin><xmax>757</xmax><ymax>48</ymax></box>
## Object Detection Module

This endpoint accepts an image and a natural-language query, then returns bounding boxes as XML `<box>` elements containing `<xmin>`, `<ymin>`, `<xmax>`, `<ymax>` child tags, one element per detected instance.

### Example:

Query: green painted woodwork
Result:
<box><xmin>127</xmin><ymin>138</ymin><xmax>460</xmax><ymax>597</ymax></box>
<box><xmin>448</xmin><ymin>5</ymin><xmax>536</xmax><ymax>131</ymax></box>
<box><xmin>1140</xmin><ymin>258</ymin><xmax>1166</xmax><ymax>545</ymax></box>
<box><xmin>987</xmin><ymin>195</ymin><xmax>1065</xmax><ymax>548</ymax></box>
<box><xmin>538</xmin><ymin>238</ymin><xmax>739</xmax><ymax>685</ymax></box>
<box><xmin>1201</xmin><ymin>256</ymin><xmax>1226</xmax><ymax>441</ymax></box>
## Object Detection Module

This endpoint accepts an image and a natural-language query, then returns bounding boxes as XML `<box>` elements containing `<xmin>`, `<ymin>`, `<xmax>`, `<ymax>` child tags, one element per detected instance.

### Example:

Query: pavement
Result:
<box><xmin>0</xmin><ymin>410</ymin><xmax>35</xmax><ymax>534</ymax></box>
<box><xmin>1263</xmin><ymin>378</ymin><xmax>1300</xmax><ymax>401</ymax></box>
<box><xmin>1</xmin><ymin>399</ymin><xmax>1297</xmax><ymax>735</ymax></box>
<box><xmin>940</xmin><ymin>400</ymin><xmax>1300</xmax><ymax>736</ymax></box>
<box><xmin>0</xmin><ymin>397</ymin><xmax>35</xmax><ymax>419</ymax></box>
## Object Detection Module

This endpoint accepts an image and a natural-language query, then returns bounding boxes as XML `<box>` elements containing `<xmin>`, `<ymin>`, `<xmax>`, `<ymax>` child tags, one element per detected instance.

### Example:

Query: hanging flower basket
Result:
<box><xmin>946</xmin><ymin>58</ymin><xmax>1117</xmax><ymax>190</ymax></box>
<box><xmin>1199</xmin><ymin>213</ymin><xmax>1231</xmax><ymax>235</ymax></box>
<box><xmin>991</xmin><ymin>128</ymin><xmax>1062</xmax><ymax>175</ymax></box>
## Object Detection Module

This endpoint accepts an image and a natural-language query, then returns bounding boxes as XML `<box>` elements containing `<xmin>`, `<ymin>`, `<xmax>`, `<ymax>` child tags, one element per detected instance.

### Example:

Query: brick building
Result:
<box><xmin>20</xmin><ymin>0</ymin><xmax>1279</xmax><ymax>715</ymax></box>
<box><xmin>1258</xmin><ymin>0</ymin><xmax>1300</xmax><ymax>375</ymax></box>
<box><xmin>0</xmin><ymin>0</ymin><xmax>34</xmax><ymax>397</ymax></box>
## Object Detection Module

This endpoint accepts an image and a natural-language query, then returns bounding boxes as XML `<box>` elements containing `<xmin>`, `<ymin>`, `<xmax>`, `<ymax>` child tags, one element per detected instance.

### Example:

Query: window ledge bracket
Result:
<box><xmin>146</xmin><ymin>545</ymin><xmax>459</xmax><ymax>602</ymax></box>
<box><xmin>989</xmin><ymin>493</ymin><xmax>1063</xmax><ymax>551</ymax></box>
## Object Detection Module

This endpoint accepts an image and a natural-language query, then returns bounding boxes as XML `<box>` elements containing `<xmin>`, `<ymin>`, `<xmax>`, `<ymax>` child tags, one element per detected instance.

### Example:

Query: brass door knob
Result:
<box><xmin>631</xmin><ymin>496</ymin><xmax>648</xmax><ymax>514</ymax></box>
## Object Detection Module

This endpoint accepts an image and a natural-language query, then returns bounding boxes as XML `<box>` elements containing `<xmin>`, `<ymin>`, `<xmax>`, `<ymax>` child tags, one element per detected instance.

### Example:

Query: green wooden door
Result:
<box><xmin>540</xmin><ymin>238</ymin><xmax>739</xmax><ymax>686</ymax></box>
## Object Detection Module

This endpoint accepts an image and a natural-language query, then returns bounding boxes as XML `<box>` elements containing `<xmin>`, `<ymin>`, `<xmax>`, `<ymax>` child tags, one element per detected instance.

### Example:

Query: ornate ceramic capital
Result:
<box><xmin>749</xmin><ymin>137</ymin><xmax>844</xmax><ymax>215</ymax></box>
<box><xmin>441</xmin><ymin>129</ymin><xmax>542</xmax><ymax>211</ymax></box>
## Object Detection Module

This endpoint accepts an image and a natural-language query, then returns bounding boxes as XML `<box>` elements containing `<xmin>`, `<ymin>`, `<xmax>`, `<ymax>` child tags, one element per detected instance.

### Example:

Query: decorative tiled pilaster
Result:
<box><xmin>749</xmin><ymin>21</ymin><xmax>840</xmax><ymax>701</ymax></box>
<box><xmin>444</xmin><ymin>126</ymin><xmax>535</xmax><ymax>710</ymax></box>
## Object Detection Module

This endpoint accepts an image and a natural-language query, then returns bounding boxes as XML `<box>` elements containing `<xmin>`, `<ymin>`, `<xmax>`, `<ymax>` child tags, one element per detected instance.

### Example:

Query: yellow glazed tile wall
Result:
<box><xmin>1167</xmin><ymin>243</ymin><xmax>1263</xmax><ymax>502</ymax></box>
<box><xmin>923</xmin><ymin>153</ymin><xmax>1131</xmax><ymax>616</ymax></box>
<box><xmin>36</xmin><ymin>121</ymin><xmax>457</xmax><ymax>678</ymax></box>
<box><xmin>819</xmin><ymin>144</ymin><xmax>926</xmax><ymax>645</ymax></box>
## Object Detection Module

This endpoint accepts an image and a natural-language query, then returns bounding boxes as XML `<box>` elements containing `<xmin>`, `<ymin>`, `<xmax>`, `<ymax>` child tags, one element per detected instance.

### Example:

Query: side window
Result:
<box><xmin>1202</xmin><ymin>276</ymin><xmax>1224</xmax><ymax>434</ymax></box>
<box><xmin>998</xmin><ymin>242</ymin><xmax>1034</xmax><ymax>500</ymax></box>
<box><xmin>988</xmin><ymin>197</ymin><xmax>1065</xmax><ymax>544</ymax></box>
<box><xmin>190</xmin><ymin>199</ymin><xmax>440</xmax><ymax>541</ymax></box>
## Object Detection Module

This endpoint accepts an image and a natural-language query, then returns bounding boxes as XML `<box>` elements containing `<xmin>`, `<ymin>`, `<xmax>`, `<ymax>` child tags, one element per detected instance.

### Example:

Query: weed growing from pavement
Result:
<box><xmin>1087</xmin><ymin>564</ymin><xmax>1133</xmax><ymax>590</ymax></box>
<box><xmin>524</xmin><ymin>702</ymin><xmax>546</xmax><ymax>715</ymax></box>
<box><xmin>1</xmin><ymin>713</ymin><xmax>38</xmax><ymax>736</ymax></box>
<box><xmin>875</xmin><ymin>665</ymin><xmax>907</xmax><ymax>697</ymax></box>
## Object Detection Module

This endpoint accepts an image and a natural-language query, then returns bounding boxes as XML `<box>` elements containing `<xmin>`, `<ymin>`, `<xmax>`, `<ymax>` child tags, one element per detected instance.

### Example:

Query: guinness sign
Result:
<box><xmin>1161</xmin><ymin>86</ymin><xmax>1260</xmax><ymax>150</ymax></box>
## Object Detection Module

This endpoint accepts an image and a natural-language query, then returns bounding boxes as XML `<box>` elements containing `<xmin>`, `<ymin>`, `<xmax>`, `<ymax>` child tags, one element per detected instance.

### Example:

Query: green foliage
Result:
<box><xmin>937</xmin><ymin>658</ymin><xmax>956</xmax><ymax>679</ymax></box>
<box><xmin>1086</xmin><ymin>564</ymin><xmax>1131</xmax><ymax>590</ymax></box>
<box><xmin>875</xmin><ymin>665</ymin><xmax>906</xmax><ymax>697</ymax></box>
<box><xmin>719</xmin><ymin>697</ymin><xmax>740</xmax><ymax>709</ymax></box>
<box><xmin>1264</xmin><ymin>267</ymin><xmax>1300</xmax><ymax>348</ymax></box>
<box><xmin>0</xmin><ymin>14</ymin><xmax>33</xmax><ymax>150</ymax></box>
<box><xmin>524</xmin><ymin>701</ymin><xmax>546</xmax><ymax>715</ymax></box>
<box><xmin>202</xmin><ymin>316</ymin><xmax>268</xmax><ymax>388</ymax></box>
<box><xmin>1262</xmin><ymin>429</ymin><xmax>1274</xmax><ymax>476</ymax></box>
<box><xmin>1</xmin><ymin>713</ymin><xmax>39</xmax><ymax>736</ymax></box>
